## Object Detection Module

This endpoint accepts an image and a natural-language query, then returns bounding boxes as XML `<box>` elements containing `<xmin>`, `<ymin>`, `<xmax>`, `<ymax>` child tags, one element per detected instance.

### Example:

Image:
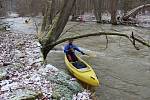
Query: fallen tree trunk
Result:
<box><xmin>48</xmin><ymin>32</ymin><xmax>150</xmax><ymax>50</ymax></box>
<box><xmin>122</xmin><ymin>4</ymin><xmax>150</xmax><ymax>21</ymax></box>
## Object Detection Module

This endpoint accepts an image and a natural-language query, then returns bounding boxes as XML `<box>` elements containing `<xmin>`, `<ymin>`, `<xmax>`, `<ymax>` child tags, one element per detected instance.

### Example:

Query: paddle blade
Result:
<box><xmin>85</xmin><ymin>51</ymin><xmax>97</xmax><ymax>57</ymax></box>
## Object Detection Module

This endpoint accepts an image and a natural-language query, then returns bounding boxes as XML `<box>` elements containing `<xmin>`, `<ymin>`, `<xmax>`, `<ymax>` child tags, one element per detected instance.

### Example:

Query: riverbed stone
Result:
<box><xmin>47</xmin><ymin>71</ymin><xmax>83</xmax><ymax>99</ymax></box>
<box><xmin>0</xmin><ymin>68</ymin><xmax>7</xmax><ymax>80</ymax></box>
<box><xmin>8</xmin><ymin>89</ymin><xmax>42</xmax><ymax>100</ymax></box>
<box><xmin>13</xmin><ymin>63</ymin><xmax>24</xmax><ymax>69</ymax></box>
<box><xmin>51</xmin><ymin>91</ymin><xmax>61</xmax><ymax>99</ymax></box>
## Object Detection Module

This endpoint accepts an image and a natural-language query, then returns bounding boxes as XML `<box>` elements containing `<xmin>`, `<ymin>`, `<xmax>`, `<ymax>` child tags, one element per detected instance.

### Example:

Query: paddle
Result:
<box><xmin>82</xmin><ymin>51</ymin><xmax>97</xmax><ymax>58</ymax></box>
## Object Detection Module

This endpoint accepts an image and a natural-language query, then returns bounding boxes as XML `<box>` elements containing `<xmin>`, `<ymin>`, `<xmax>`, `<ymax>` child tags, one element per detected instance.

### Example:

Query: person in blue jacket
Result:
<box><xmin>64</xmin><ymin>39</ymin><xmax>85</xmax><ymax>62</ymax></box>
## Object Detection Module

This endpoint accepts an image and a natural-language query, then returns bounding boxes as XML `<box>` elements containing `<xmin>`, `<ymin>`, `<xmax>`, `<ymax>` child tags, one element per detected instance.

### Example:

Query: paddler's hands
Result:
<box><xmin>81</xmin><ymin>52</ymin><xmax>90</xmax><ymax>57</ymax></box>
<box><xmin>81</xmin><ymin>52</ymin><xmax>86</xmax><ymax>55</ymax></box>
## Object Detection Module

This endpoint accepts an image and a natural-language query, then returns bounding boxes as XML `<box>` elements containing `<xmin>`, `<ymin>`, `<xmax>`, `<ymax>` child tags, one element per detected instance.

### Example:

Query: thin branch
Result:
<box><xmin>132</xmin><ymin>36</ymin><xmax>150</xmax><ymax>47</ymax></box>
<box><xmin>104</xmin><ymin>35</ymin><xmax>108</xmax><ymax>50</ymax></box>
<box><xmin>135</xmin><ymin>35</ymin><xmax>146</xmax><ymax>42</ymax></box>
<box><xmin>59</xmin><ymin>22</ymin><xmax>81</xmax><ymax>38</ymax></box>
<box><xmin>130</xmin><ymin>32</ymin><xmax>139</xmax><ymax>50</ymax></box>
<box><xmin>32</xmin><ymin>18</ymin><xmax>39</xmax><ymax>34</ymax></box>
<box><xmin>131</xmin><ymin>32</ymin><xmax>136</xmax><ymax>46</ymax></box>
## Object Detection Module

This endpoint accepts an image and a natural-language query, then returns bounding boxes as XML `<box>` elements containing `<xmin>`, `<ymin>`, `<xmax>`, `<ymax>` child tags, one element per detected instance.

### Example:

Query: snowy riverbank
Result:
<box><xmin>0</xmin><ymin>31</ymin><xmax>92</xmax><ymax>100</ymax></box>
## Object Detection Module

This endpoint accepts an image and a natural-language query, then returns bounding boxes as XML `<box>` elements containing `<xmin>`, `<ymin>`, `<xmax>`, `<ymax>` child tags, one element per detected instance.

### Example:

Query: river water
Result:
<box><xmin>47</xmin><ymin>22</ymin><xmax>150</xmax><ymax>100</ymax></box>
<box><xmin>1</xmin><ymin>17</ymin><xmax>150</xmax><ymax>100</ymax></box>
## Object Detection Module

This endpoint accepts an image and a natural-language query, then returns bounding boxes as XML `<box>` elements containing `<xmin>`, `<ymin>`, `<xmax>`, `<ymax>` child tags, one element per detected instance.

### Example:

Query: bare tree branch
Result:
<box><xmin>49</xmin><ymin>32</ymin><xmax>150</xmax><ymax>49</ymax></box>
<box><xmin>131</xmin><ymin>35</ymin><xmax>150</xmax><ymax>48</ymax></box>
<box><xmin>130</xmin><ymin>32</ymin><xmax>140</xmax><ymax>50</ymax></box>
<box><xmin>104</xmin><ymin>35</ymin><xmax>108</xmax><ymax>50</ymax></box>
<box><xmin>51</xmin><ymin>32</ymin><xmax>129</xmax><ymax>46</ymax></box>
<box><xmin>59</xmin><ymin>22</ymin><xmax>81</xmax><ymax>38</ymax></box>
<box><xmin>32</xmin><ymin>18</ymin><xmax>39</xmax><ymax>34</ymax></box>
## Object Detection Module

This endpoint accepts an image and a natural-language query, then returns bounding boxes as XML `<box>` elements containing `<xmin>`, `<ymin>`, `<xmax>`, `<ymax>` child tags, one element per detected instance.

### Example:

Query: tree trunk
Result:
<box><xmin>122</xmin><ymin>4</ymin><xmax>150</xmax><ymax>21</ymax></box>
<box><xmin>47</xmin><ymin>0</ymin><xmax>56</xmax><ymax>25</ymax></box>
<box><xmin>40</xmin><ymin>0</ymin><xmax>76</xmax><ymax>60</ymax></box>
<box><xmin>41</xmin><ymin>1</ymin><xmax>48</xmax><ymax>32</ymax></box>
<box><xmin>71</xmin><ymin>1</ymin><xmax>78</xmax><ymax>21</ymax></box>
<box><xmin>0</xmin><ymin>0</ymin><xmax>2</xmax><ymax>8</ymax></box>
<box><xmin>41</xmin><ymin>0</ymin><xmax>52</xmax><ymax>32</ymax></box>
<box><xmin>110</xmin><ymin>0</ymin><xmax>118</xmax><ymax>25</ymax></box>
<box><xmin>93</xmin><ymin>0</ymin><xmax>102</xmax><ymax>23</ymax></box>
<box><xmin>41</xmin><ymin>0</ymin><xmax>58</xmax><ymax>32</ymax></box>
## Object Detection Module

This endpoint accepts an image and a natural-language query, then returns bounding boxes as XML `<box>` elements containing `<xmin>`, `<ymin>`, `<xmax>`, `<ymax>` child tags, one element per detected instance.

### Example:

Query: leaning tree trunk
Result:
<box><xmin>47</xmin><ymin>0</ymin><xmax>55</xmax><ymax>26</ymax></box>
<box><xmin>41</xmin><ymin>0</ymin><xmax>57</xmax><ymax>32</ymax></box>
<box><xmin>40</xmin><ymin>0</ymin><xmax>76</xmax><ymax>60</ymax></box>
<box><xmin>71</xmin><ymin>0</ymin><xmax>77</xmax><ymax>21</ymax></box>
<box><xmin>93</xmin><ymin>0</ymin><xmax>102</xmax><ymax>23</ymax></box>
<box><xmin>41</xmin><ymin>0</ymin><xmax>51</xmax><ymax>32</ymax></box>
<box><xmin>122</xmin><ymin>4</ymin><xmax>150</xmax><ymax>21</ymax></box>
<box><xmin>110</xmin><ymin>0</ymin><xmax>118</xmax><ymax>25</ymax></box>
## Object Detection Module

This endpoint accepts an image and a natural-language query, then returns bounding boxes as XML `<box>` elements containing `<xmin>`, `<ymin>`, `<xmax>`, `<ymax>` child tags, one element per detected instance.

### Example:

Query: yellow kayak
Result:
<box><xmin>64</xmin><ymin>55</ymin><xmax>99</xmax><ymax>86</ymax></box>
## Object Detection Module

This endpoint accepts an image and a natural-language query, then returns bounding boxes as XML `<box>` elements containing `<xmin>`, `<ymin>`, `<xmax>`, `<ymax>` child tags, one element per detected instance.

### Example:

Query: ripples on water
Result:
<box><xmin>52</xmin><ymin>22</ymin><xmax>150</xmax><ymax>100</ymax></box>
<box><xmin>136</xmin><ymin>14</ymin><xmax>150</xmax><ymax>28</ymax></box>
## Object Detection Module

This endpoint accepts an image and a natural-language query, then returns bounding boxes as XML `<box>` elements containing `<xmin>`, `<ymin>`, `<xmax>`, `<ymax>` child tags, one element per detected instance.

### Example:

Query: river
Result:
<box><xmin>1</xmin><ymin>17</ymin><xmax>150</xmax><ymax>100</ymax></box>
<box><xmin>47</xmin><ymin>22</ymin><xmax>150</xmax><ymax>100</ymax></box>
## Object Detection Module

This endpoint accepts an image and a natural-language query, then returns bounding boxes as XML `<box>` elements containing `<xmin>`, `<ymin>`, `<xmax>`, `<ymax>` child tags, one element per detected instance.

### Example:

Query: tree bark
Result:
<box><xmin>110</xmin><ymin>0</ymin><xmax>118</xmax><ymax>25</ymax></box>
<box><xmin>40</xmin><ymin>0</ymin><xmax>76</xmax><ymax>60</ymax></box>
<box><xmin>71</xmin><ymin>0</ymin><xmax>77</xmax><ymax>21</ymax></box>
<box><xmin>41</xmin><ymin>0</ymin><xmax>59</xmax><ymax>32</ymax></box>
<box><xmin>41</xmin><ymin>0</ymin><xmax>52</xmax><ymax>32</ymax></box>
<box><xmin>93</xmin><ymin>0</ymin><xmax>102</xmax><ymax>23</ymax></box>
<box><xmin>122</xmin><ymin>4</ymin><xmax>150</xmax><ymax>21</ymax></box>
<box><xmin>47</xmin><ymin>0</ymin><xmax>56</xmax><ymax>26</ymax></box>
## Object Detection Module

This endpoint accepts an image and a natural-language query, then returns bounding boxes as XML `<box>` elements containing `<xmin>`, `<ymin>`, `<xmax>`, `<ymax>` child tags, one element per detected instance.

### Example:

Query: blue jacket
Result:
<box><xmin>64</xmin><ymin>43</ymin><xmax>84</xmax><ymax>54</ymax></box>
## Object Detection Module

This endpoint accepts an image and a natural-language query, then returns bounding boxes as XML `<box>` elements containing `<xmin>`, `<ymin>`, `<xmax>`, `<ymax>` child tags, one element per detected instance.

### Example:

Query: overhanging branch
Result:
<box><xmin>52</xmin><ymin>32</ymin><xmax>127</xmax><ymax>45</ymax></box>
<box><xmin>50</xmin><ymin>32</ymin><xmax>150</xmax><ymax>49</ymax></box>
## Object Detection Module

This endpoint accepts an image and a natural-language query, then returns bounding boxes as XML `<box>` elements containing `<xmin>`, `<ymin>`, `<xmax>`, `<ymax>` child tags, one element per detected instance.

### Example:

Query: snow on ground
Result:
<box><xmin>0</xmin><ymin>31</ymin><xmax>92</xmax><ymax>100</ymax></box>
